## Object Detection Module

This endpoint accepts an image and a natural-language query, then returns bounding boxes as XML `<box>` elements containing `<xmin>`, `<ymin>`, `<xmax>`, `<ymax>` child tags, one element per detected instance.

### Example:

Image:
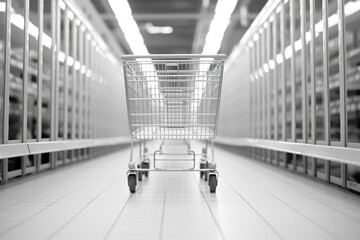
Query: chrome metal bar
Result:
<box><xmin>64</xmin><ymin>8</ymin><xmax>70</xmax><ymax>140</ymax></box>
<box><xmin>322</xmin><ymin>0</ymin><xmax>330</xmax><ymax>182</ymax></box>
<box><xmin>22</xmin><ymin>0</ymin><xmax>29</xmax><ymax>143</ymax></box>
<box><xmin>309</xmin><ymin>0</ymin><xmax>316</xmax><ymax>177</ymax></box>
<box><xmin>289</xmin><ymin>0</ymin><xmax>296</xmax><ymax>142</ymax></box>
<box><xmin>250</xmin><ymin>46</ymin><xmax>254</xmax><ymax>138</ymax></box>
<box><xmin>55</xmin><ymin>0</ymin><xmax>60</xmax><ymax>140</ymax></box>
<box><xmin>338</xmin><ymin>0</ymin><xmax>347</xmax><ymax>187</ymax></box>
<box><xmin>90</xmin><ymin>41</ymin><xmax>94</xmax><ymax>139</ymax></box>
<box><xmin>50</xmin><ymin>0</ymin><xmax>57</xmax><ymax>168</ymax></box>
<box><xmin>273</xmin><ymin>14</ymin><xmax>278</xmax><ymax>141</ymax></box>
<box><xmin>272</xmin><ymin>13</ymin><xmax>279</xmax><ymax>165</ymax></box>
<box><xmin>72</xmin><ymin>19</ymin><xmax>78</xmax><ymax>140</ymax></box>
<box><xmin>121</xmin><ymin>54</ymin><xmax>226</xmax><ymax>60</ymax></box>
<box><xmin>78</xmin><ymin>26</ymin><xmax>83</xmax><ymax>139</ymax></box>
<box><xmin>266</xmin><ymin>22</ymin><xmax>271</xmax><ymax>140</ymax></box>
<box><xmin>37</xmin><ymin>0</ymin><xmax>44</xmax><ymax>142</ymax></box>
<box><xmin>84</xmin><ymin>32</ymin><xmax>89</xmax><ymax>140</ymax></box>
<box><xmin>95</xmin><ymin>48</ymin><xmax>99</xmax><ymax>139</ymax></box>
<box><xmin>280</xmin><ymin>3</ymin><xmax>286</xmax><ymax>142</ymax></box>
<box><xmin>255</xmin><ymin>40</ymin><xmax>259</xmax><ymax>139</ymax></box>
<box><xmin>300</xmin><ymin>0</ymin><xmax>307</xmax><ymax>143</ymax></box>
<box><xmin>93</xmin><ymin>46</ymin><xmax>98</xmax><ymax>139</ymax></box>
<box><xmin>36</xmin><ymin>0</ymin><xmax>44</xmax><ymax>171</ymax></box>
<box><xmin>21</xmin><ymin>0</ymin><xmax>30</xmax><ymax>175</ymax></box>
<box><xmin>70</xmin><ymin>17</ymin><xmax>77</xmax><ymax>161</ymax></box>
<box><xmin>322</xmin><ymin>0</ymin><xmax>330</xmax><ymax>146</ymax></box>
<box><xmin>2</xmin><ymin>0</ymin><xmax>12</xmax><ymax>183</ymax></box>
<box><xmin>261</xmin><ymin>28</ymin><xmax>266</xmax><ymax>140</ymax></box>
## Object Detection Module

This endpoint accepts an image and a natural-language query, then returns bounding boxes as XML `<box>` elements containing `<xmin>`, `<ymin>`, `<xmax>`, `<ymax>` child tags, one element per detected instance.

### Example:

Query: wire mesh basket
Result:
<box><xmin>122</xmin><ymin>54</ymin><xmax>225</xmax><ymax>140</ymax></box>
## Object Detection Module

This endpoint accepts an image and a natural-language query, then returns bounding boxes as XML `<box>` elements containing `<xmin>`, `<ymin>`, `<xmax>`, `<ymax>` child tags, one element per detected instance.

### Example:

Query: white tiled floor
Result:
<box><xmin>0</xmin><ymin>141</ymin><xmax>360</xmax><ymax>240</ymax></box>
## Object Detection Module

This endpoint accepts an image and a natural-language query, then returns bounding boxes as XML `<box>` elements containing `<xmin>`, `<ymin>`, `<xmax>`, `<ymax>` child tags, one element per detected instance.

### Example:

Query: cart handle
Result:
<box><xmin>121</xmin><ymin>54</ymin><xmax>226</xmax><ymax>60</ymax></box>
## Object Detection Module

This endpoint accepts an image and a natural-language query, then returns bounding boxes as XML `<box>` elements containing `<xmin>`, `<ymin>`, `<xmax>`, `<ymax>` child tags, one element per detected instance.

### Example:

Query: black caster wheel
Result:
<box><xmin>128</xmin><ymin>174</ymin><xmax>137</xmax><ymax>193</ymax></box>
<box><xmin>141</xmin><ymin>161</ymin><xmax>150</xmax><ymax>177</ymax></box>
<box><xmin>209</xmin><ymin>174</ymin><xmax>217</xmax><ymax>193</ymax></box>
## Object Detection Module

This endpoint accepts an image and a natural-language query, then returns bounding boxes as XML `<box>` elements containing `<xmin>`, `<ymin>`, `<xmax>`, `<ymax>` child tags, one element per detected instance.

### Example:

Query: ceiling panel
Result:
<box><xmin>89</xmin><ymin>0</ymin><xmax>268</xmax><ymax>56</ymax></box>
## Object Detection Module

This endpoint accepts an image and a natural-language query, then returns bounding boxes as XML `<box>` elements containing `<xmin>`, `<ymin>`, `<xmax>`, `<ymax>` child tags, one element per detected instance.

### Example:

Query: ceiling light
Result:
<box><xmin>202</xmin><ymin>0</ymin><xmax>238</xmax><ymax>54</ymax></box>
<box><xmin>107</xmin><ymin>0</ymin><xmax>148</xmax><ymax>55</ymax></box>
<box><xmin>0</xmin><ymin>2</ymin><xmax>5</xmax><ymax>12</ymax></box>
<box><xmin>145</xmin><ymin>23</ymin><xmax>173</xmax><ymax>35</ymax></box>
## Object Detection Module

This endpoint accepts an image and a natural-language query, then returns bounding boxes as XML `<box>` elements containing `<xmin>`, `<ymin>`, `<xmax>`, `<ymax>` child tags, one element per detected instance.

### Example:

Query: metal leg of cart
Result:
<box><xmin>138</xmin><ymin>140</ymin><xmax>150</xmax><ymax>180</ymax></box>
<box><xmin>127</xmin><ymin>139</ymin><xmax>137</xmax><ymax>193</ymax></box>
<box><xmin>200</xmin><ymin>140</ymin><xmax>218</xmax><ymax>192</ymax></box>
<box><xmin>127</xmin><ymin>139</ymin><xmax>151</xmax><ymax>192</ymax></box>
<box><xmin>142</xmin><ymin>141</ymin><xmax>150</xmax><ymax>178</ymax></box>
<box><xmin>207</xmin><ymin>139</ymin><xmax>218</xmax><ymax>193</ymax></box>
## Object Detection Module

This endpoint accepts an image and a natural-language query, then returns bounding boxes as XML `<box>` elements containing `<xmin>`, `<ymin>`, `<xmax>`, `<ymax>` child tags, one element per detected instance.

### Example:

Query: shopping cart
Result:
<box><xmin>121</xmin><ymin>54</ymin><xmax>225</xmax><ymax>193</ymax></box>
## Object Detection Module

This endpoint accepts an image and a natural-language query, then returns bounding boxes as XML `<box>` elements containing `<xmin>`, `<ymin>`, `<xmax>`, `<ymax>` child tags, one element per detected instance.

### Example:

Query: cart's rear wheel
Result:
<box><xmin>209</xmin><ymin>174</ymin><xmax>217</xmax><ymax>193</ymax></box>
<box><xmin>128</xmin><ymin>174</ymin><xmax>136</xmax><ymax>193</ymax></box>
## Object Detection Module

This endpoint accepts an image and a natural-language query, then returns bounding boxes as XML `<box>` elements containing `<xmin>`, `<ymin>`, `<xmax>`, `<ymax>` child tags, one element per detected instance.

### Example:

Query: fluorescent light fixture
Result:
<box><xmin>107</xmin><ymin>0</ymin><xmax>148</xmax><ymax>54</ymax></box>
<box><xmin>67</xmin><ymin>56</ymin><xmax>74</xmax><ymax>66</ymax></box>
<box><xmin>59</xmin><ymin>52</ymin><xmax>66</xmax><ymax>62</ymax></box>
<box><xmin>239</xmin><ymin>5</ymin><xmax>248</xmax><ymax>27</ymax></box>
<box><xmin>74</xmin><ymin>61</ymin><xmax>81</xmax><ymax>70</ymax></box>
<box><xmin>276</xmin><ymin>54</ymin><xmax>283</xmax><ymax>64</ymax></box>
<box><xmin>59</xmin><ymin>0</ymin><xmax>66</xmax><ymax>10</ymax></box>
<box><xmin>263</xmin><ymin>63</ymin><xmax>269</xmax><ymax>73</ymax></box>
<box><xmin>276</xmin><ymin>5</ymin><xmax>282</xmax><ymax>14</ymax></box>
<box><xmin>269</xmin><ymin>60</ymin><xmax>275</xmax><ymax>70</ymax></box>
<box><xmin>81</xmin><ymin>65</ymin><xmax>86</xmax><ymax>74</ymax></box>
<box><xmin>202</xmin><ymin>0</ymin><xmax>238</xmax><ymax>54</ymax></box>
<box><xmin>0</xmin><ymin>2</ymin><xmax>5</xmax><ymax>12</ymax></box>
<box><xmin>67</xmin><ymin>11</ymin><xmax>74</xmax><ymax>20</ymax></box>
<box><xmin>145</xmin><ymin>23</ymin><xmax>173</xmax><ymax>34</ymax></box>
<box><xmin>284</xmin><ymin>46</ymin><xmax>292</xmax><ymax>59</ymax></box>
<box><xmin>294</xmin><ymin>39</ymin><xmax>302</xmax><ymax>52</ymax></box>
<box><xmin>259</xmin><ymin>69</ymin><xmax>263</xmax><ymax>77</ymax></box>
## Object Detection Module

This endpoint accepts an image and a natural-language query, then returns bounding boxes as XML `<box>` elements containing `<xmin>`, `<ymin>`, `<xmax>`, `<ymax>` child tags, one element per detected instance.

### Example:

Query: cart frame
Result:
<box><xmin>122</xmin><ymin>54</ymin><xmax>226</xmax><ymax>193</ymax></box>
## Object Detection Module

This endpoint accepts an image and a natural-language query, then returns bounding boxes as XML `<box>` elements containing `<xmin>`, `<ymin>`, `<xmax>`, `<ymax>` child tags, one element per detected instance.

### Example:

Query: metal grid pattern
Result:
<box><xmin>123</xmin><ymin>55</ymin><xmax>225</xmax><ymax>140</ymax></box>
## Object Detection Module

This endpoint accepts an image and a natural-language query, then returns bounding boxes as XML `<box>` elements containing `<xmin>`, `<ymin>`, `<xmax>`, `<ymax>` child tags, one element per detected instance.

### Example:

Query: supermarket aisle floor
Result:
<box><xmin>0</xmin><ymin>141</ymin><xmax>360</xmax><ymax>240</ymax></box>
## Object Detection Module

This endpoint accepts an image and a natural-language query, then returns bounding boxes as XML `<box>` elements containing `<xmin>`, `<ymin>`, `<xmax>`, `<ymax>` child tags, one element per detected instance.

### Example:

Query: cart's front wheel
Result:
<box><xmin>128</xmin><ymin>174</ymin><xmax>137</xmax><ymax>193</ymax></box>
<box><xmin>209</xmin><ymin>174</ymin><xmax>217</xmax><ymax>193</ymax></box>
